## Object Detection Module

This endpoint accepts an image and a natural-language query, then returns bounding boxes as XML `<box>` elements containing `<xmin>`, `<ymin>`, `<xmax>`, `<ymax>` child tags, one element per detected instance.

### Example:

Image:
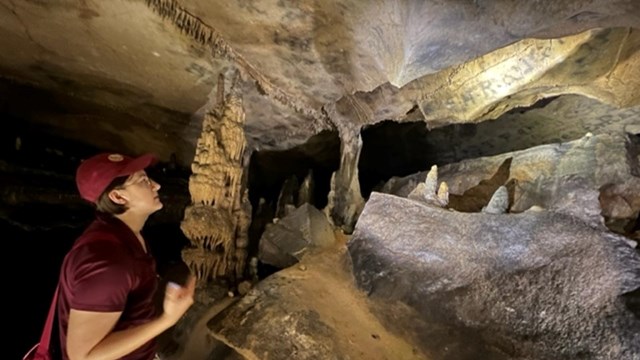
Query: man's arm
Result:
<box><xmin>66</xmin><ymin>278</ymin><xmax>195</xmax><ymax>360</ymax></box>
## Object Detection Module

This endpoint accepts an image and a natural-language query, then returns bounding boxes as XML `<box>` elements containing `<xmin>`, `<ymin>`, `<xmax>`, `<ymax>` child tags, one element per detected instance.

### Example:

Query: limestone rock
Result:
<box><xmin>275</xmin><ymin>175</ymin><xmax>299</xmax><ymax>218</ymax></box>
<box><xmin>349</xmin><ymin>192</ymin><xmax>640</xmax><ymax>360</ymax></box>
<box><xmin>482</xmin><ymin>185</ymin><xmax>509</xmax><ymax>214</ymax></box>
<box><xmin>208</xmin><ymin>248</ymin><xmax>426</xmax><ymax>360</ymax></box>
<box><xmin>386</xmin><ymin>132</ymin><xmax>640</xmax><ymax>230</ymax></box>
<box><xmin>408</xmin><ymin>165</ymin><xmax>449</xmax><ymax>208</ymax></box>
<box><xmin>181</xmin><ymin>74</ymin><xmax>251</xmax><ymax>282</ymax></box>
<box><xmin>259</xmin><ymin>203</ymin><xmax>336</xmax><ymax>268</ymax></box>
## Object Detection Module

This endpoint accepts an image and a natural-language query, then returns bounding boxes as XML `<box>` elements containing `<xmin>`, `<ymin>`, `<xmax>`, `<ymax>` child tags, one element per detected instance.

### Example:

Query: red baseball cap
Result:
<box><xmin>76</xmin><ymin>152</ymin><xmax>158</xmax><ymax>203</ymax></box>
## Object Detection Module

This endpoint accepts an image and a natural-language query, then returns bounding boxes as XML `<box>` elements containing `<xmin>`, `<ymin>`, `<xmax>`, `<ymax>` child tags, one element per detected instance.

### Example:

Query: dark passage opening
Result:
<box><xmin>246</xmin><ymin>130</ymin><xmax>340</xmax><ymax>276</ymax></box>
<box><xmin>358</xmin><ymin>96</ymin><xmax>593</xmax><ymax>198</ymax></box>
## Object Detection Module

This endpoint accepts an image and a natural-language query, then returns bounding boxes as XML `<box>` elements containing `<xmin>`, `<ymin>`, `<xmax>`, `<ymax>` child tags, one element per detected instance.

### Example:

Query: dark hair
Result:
<box><xmin>95</xmin><ymin>175</ymin><xmax>129</xmax><ymax>214</ymax></box>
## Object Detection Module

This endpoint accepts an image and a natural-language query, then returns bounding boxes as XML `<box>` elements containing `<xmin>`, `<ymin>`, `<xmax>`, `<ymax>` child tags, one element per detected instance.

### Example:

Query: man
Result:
<box><xmin>57</xmin><ymin>152</ymin><xmax>195</xmax><ymax>360</ymax></box>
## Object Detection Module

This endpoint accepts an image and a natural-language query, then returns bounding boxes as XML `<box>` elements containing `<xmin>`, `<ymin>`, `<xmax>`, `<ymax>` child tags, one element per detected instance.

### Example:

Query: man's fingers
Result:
<box><xmin>165</xmin><ymin>281</ymin><xmax>182</xmax><ymax>296</ymax></box>
<box><xmin>165</xmin><ymin>280</ymin><xmax>195</xmax><ymax>299</ymax></box>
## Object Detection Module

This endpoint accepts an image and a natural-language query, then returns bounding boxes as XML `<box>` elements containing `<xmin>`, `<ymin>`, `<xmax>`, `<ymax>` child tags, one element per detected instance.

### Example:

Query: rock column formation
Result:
<box><xmin>180</xmin><ymin>73</ymin><xmax>251</xmax><ymax>284</ymax></box>
<box><xmin>324</xmin><ymin>99</ymin><xmax>367</xmax><ymax>233</ymax></box>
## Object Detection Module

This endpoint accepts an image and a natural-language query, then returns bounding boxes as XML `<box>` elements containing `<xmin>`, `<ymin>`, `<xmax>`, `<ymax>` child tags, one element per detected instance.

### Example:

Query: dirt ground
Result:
<box><xmin>166</xmin><ymin>230</ymin><xmax>427</xmax><ymax>359</ymax></box>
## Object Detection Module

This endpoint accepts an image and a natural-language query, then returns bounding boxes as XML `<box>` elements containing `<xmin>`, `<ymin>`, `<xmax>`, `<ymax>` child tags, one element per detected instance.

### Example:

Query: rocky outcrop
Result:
<box><xmin>384</xmin><ymin>132</ymin><xmax>640</xmax><ymax>232</ymax></box>
<box><xmin>349</xmin><ymin>192</ymin><xmax>640</xmax><ymax>359</ymax></box>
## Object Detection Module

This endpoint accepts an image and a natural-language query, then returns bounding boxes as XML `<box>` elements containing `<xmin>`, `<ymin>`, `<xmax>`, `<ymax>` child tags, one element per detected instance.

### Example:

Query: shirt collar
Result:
<box><xmin>95</xmin><ymin>211</ymin><xmax>151</xmax><ymax>258</ymax></box>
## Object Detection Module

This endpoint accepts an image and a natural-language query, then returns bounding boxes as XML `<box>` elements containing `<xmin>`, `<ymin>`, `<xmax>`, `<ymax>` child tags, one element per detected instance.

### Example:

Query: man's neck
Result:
<box><xmin>114</xmin><ymin>211</ymin><xmax>149</xmax><ymax>251</ymax></box>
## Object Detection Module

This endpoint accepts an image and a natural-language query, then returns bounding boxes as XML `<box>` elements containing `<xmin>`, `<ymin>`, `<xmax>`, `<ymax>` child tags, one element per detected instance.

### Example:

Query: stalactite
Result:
<box><xmin>144</xmin><ymin>0</ymin><xmax>329</xmax><ymax>128</ymax></box>
<box><xmin>181</xmin><ymin>70</ymin><xmax>252</xmax><ymax>284</ymax></box>
<box><xmin>181</xmin><ymin>248</ymin><xmax>215</xmax><ymax>287</ymax></box>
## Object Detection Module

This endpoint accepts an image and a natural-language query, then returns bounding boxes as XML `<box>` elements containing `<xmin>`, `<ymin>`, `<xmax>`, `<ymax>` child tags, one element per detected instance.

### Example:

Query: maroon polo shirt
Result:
<box><xmin>57</xmin><ymin>213</ymin><xmax>158</xmax><ymax>360</ymax></box>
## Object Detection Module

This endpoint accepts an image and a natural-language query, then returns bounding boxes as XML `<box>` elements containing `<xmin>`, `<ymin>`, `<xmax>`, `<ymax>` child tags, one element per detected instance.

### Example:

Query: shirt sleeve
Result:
<box><xmin>67</xmin><ymin>240</ymin><xmax>134</xmax><ymax>312</ymax></box>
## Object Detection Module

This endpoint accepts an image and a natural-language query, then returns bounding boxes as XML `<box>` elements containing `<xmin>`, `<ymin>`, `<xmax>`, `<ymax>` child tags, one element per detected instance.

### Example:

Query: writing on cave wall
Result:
<box><xmin>417</xmin><ymin>29</ymin><xmax>625</xmax><ymax>121</ymax></box>
<box><xmin>421</xmin><ymin>39</ymin><xmax>559</xmax><ymax>116</ymax></box>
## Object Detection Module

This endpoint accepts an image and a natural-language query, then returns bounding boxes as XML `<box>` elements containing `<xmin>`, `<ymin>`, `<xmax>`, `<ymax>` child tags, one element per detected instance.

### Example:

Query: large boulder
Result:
<box><xmin>348</xmin><ymin>192</ymin><xmax>640</xmax><ymax>360</ymax></box>
<box><xmin>258</xmin><ymin>203</ymin><xmax>335</xmax><ymax>268</ymax></box>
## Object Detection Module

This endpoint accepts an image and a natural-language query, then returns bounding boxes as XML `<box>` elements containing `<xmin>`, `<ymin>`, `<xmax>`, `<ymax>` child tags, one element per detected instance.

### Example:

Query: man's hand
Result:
<box><xmin>161</xmin><ymin>275</ymin><xmax>196</xmax><ymax>325</ymax></box>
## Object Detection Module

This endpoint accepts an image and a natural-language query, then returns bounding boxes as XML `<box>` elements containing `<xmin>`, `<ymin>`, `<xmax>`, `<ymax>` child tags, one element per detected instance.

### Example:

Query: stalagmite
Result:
<box><xmin>180</xmin><ymin>71</ymin><xmax>252</xmax><ymax>284</ymax></box>
<box><xmin>408</xmin><ymin>165</ymin><xmax>449</xmax><ymax>207</ymax></box>
<box><xmin>437</xmin><ymin>181</ymin><xmax>449</xmax><ymax>207</ymax></box>
<box><xmin>482</xmin><ymin>185</ymin><xmax>509</xmax><ymax>214</ymax></box>
<box><xmin>424</xmin><ymin>165</ymin><xmax>438</xmax><ymax>196</ymax></box>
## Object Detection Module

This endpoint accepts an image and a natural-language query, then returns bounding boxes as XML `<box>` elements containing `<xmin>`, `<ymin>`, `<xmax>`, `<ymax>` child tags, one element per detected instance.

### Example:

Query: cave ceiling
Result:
<box><xmin>0</xmin><ymin>0</ymin><xmax>639</xmax><ymax>166</ymax></box>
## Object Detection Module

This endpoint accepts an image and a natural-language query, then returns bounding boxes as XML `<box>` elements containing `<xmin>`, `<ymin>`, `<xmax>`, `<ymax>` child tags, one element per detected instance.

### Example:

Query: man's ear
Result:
<box><xmin>108</xmin><ymin>189</ymin><xmax>128</xmax><ymax>205</ymax></box>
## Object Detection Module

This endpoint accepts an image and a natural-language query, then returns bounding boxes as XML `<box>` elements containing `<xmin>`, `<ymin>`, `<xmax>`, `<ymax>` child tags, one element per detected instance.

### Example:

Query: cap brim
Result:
<box><xmin>118</xmin><ymin>153</ymin><xmax>158</xmax><ymax>177</ymax></box>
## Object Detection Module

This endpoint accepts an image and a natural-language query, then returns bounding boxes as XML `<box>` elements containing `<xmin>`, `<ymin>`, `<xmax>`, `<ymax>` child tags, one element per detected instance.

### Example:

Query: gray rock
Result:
<box><xmin>482</xmin><ymin>185</ymin><xmax>509</xmax><ymax>214</ymax></box>
<box><xmin>258</xmin><ymin>203</ymin><xmax>335</xmax><ymax>268</ymax></box>
<box><xmin>348</xmin><ymin>192</ymin><xmax>640</xmax><ymax>360</ymax></box>
<box><xmin>384</xmin><ymin>132</ymin><xmax>640</xmax><ymax>230</ymax></box>
<box><xmin>208</xmin><ymin>248</ymin><xmax>425</xmax><ymax>360</ymax></box>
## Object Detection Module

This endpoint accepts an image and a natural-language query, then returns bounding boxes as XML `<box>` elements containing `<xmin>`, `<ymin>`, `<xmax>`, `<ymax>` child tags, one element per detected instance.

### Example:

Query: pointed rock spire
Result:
<box><xmin>482</xmin><ymin>185</ymin><xmax>509</xmax><ymax>214</ymax></box>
